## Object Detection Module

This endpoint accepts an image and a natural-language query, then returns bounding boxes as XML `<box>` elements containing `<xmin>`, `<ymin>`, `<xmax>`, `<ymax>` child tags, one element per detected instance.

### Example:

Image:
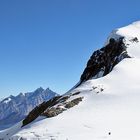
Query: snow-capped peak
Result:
<box><xmin>79</xmin><ymin>22</ymin><xmax>140</xmax><ymax>83</ymax></box>
<box><xmin>107</xmin><ymin>21</ymin><xmax>140</xmax><ymax>58</ymax></box>
<box><xmin>108</xmin><ymin>21</ymin><xmax>140</xmax><ymax>40</ymax></box>
<box><xmin>2</xmin><ymin>98</ymin><xmax>11</xmax><ymax>104</ymax></box>
<box><xmin>0</xmin><ymin>87</ymin><xmax>59</xmax><ymax>130</ymax></box>
<box><xmin>116</xmin><ymin>21</ymin><xmax>140</xmax><ymax>39</ymax></box>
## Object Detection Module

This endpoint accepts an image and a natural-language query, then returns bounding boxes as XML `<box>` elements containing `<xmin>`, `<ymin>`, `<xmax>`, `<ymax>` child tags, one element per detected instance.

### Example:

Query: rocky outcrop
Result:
<box><xmin>42</xmin><ymin>97</ymin><xmax>83</xmax><ymax>118</ymax></box>
<box><xmin>64</xmin><ymin>97</ymin><xmax>83</xmax><ymax>108</ymax></box>
<box><xmin>80</xmin><ymin>37</ymin><xmax>130</xmax><ymax>83</ymax></box>
<box><xmin>22</xmin><ymin>92</ymin><xmax>83</xmax><ymax>127</ymax></box>
<box><xmin>22</xmin><ymin>96</ymin><xmax>61</xmax><ymax>127</ymax></box>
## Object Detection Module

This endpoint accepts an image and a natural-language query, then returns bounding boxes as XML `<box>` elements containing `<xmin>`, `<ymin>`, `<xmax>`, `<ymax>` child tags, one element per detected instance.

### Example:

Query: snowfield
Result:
<box><xmin>1</xmin><ymin>21</ymin><xmax>140</xmax><ymax>140</ymax></box>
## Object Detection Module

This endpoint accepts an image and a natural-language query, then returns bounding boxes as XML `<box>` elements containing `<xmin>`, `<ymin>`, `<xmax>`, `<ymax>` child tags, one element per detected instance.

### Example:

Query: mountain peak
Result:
<box><xmin>0</xmin><ymin>87</ymin><xmax>58</xmax><ymax>130</ymax></box>
<box><xmin>79</xmin><ymin>22</ymin><xmax>140</xmax><ymax>84</ymax></box>
<box><xmin>34</xmin><ymin>87</ymin><xmax>44</xmax><ymax>92</ymax></box>
<box><xmin>112</xmin><ymin>21</ymin><xmax>140</xmax><ymax>40</ymax></box>
<box><xmin>80</xmin><ymin>37</ymin><xmax>129</xmax><ymax>83</ymax></box>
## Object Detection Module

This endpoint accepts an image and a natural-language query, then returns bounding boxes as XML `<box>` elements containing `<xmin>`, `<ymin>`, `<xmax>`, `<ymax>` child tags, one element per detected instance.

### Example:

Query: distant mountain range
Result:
<box><xmin>0</xmin><ymin>87</ymin><xmax>59</xmax><ymax>130</ymax></box>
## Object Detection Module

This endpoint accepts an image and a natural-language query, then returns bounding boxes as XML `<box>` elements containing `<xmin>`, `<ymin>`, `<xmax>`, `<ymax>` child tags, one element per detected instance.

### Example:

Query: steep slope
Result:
<box><xmin>0</xmin><ymin>87</ymin><xmax>58</xmax><ymax>130</ymax></box>
<box><xmin>80</xmin><ymin>22</ymin><xmax>140</xmax><ymax>83</ymax></box>
<box><xmin>1</xmin><ymin>21</ymin><xmax>140</xmax><ymax>140</ymax></box>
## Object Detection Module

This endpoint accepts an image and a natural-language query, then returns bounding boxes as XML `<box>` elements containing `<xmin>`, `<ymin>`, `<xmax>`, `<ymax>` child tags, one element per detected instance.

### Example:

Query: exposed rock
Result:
<box><xmin>22</xmin><ymin>96</ymin><xmax>61</xmax><ymax>127</ymax></box>
<box><xmin>65</xmin><ymin>97</ymin><xmax>83</xmax><ymax>109</ymax></box>
<box><xmin>42</xmin><ymin>97</ymin><xmax>83</xmax><ymax>118</ymax></box>
<box><xmin>22</xmin><ymin>92</ymin><xmax>83</xmax><ymax>127</ymax></box>
<box><xmin>130</xmin><ymin>37</ymin><xmax>139</xmax><ymax>43</ymax></box>
<box><xmin>57</xmin><ymin>96</ymin><xmax>69</xmax><ymax>103</ymax></box>
<box><xmin>42</xmin><ymin>106</ymin><xmax>66</xmax><ymax>118</ymax></box>
<box><xmin>72</xmin><ymin>92</ymin><xmax>80</xmax><ymax>96</ymax></box>
<box><xmin>80</xmin><ymin>37</ymin><xmax>130</xmax><ymax>84</ymax></box>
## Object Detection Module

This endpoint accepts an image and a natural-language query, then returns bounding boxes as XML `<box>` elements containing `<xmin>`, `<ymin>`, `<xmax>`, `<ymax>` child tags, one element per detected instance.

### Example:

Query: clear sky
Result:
<box><xmin>0</xmin><ymin>0</ymin><xmax>140</xmax><ymax>98</ymax></box>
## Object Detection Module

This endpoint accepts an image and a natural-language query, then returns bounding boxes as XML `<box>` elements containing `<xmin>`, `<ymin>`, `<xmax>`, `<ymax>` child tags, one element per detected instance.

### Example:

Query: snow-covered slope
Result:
<box><xmin>1</xmin><ymin>21</ymin><xmax>140</xmax><ymax>140</ymax></box>
<box><xmin>0</xmin><ymin>87</ymin><xmax>58</xmax><ymax>130</ymax></box>
<box><xmin>108</xmin><ymin>21</ymin><xmax>140</xmax><ymax>58</ymax></box>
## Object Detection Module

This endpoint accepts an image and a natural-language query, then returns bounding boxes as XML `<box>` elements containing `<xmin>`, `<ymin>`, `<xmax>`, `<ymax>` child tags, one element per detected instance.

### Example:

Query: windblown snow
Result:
<box><xmin>1</xmin><ymin>21</ymin><xmax>140</xmax><ymax>140</ymax></box>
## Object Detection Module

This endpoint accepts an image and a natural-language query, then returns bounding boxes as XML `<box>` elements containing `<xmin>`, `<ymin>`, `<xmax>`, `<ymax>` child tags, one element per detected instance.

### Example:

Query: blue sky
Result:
<box><xmin>0</xmin><ymin>0</ymin><xmax>140</xmax><ymax>98</ymax></box>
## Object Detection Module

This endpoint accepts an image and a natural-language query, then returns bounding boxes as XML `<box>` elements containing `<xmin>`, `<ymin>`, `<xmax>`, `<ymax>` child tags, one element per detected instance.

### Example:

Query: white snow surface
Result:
<box><xmin>107</xmin><ymin>21</ymin><xmax>140</xmax><ymax>58</ymax></box>
<box><xmin>1</xmin><ymin>21</ymin><xmax>140</xmax><ymax>140</ymax></box>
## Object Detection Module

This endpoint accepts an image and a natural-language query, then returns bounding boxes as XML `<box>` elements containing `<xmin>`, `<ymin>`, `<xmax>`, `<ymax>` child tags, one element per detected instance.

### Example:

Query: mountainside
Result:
<box><xmin>0</xmin><ymin>87</ymin><xmax>58</xmax><ymax>130</ymax></box>
<box><xmin>1</xmin><ymin>21</ymin><xmax>140</xmax><ymax>140</ymax></box>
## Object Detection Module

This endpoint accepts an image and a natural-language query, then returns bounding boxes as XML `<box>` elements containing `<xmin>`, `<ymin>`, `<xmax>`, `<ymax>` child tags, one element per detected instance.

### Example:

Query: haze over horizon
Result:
<box><xmin>0</xmin><ymin>0</ymin><xmax>140</xmax><ymax>98</ymax></box>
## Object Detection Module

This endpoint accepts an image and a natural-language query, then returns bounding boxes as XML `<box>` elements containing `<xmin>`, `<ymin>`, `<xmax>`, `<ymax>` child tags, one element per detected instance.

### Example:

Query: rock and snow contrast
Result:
<box><xmin>0</xmin><ymin>87</ymin><xmax>58</xmax><ymax>130</ymax></box>
<box><xmin>1</xmin><ymin>21</ymin><xmax>140</xmax><ymax>140</ymax></box>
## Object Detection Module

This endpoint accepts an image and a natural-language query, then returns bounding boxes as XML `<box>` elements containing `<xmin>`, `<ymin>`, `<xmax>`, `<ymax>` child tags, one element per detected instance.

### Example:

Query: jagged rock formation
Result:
<box><xmin>0</xmin><ymin>87</ymin><xmax>58</xmax><ymax>130</ymax></box>
<box><xmin>80</xmin><ymin>37</ymin><xmax>130</xmax><ymax>83</ymax></box>
<box><xmin>22</xmin><ymin>92</ymin><xmax>82</xmax><ymax>127</ymax></box>
<box><xmin>22</xmin><ymin>96</ymin><xmax>61</xmax><ymax>127</ymax></box>
<box><xmin>42</xmin><ymin>97</ymin><xmax>83</xmax><ymax>117</ymax></box>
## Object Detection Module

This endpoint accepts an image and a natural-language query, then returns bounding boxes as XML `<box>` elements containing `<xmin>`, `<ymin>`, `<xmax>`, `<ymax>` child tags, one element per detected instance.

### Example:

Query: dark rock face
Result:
<box><xmin>42</xmin><ymin>106</ymin><xmax>65</xmax><ymax>118</ymax></box>
<box><xmin>42</xmin><ymin>97</ymin><xmax>83</xmax><ymax>118</ymax></box>
<box><xmin>22</xmin><ymin>92</ymin><xmax>83</xmax><ymax>127</ymax></box>
<box><xmin>64</xmin><ymin>97</ymin><xmax>83</xmax><ymax>109</ymax></box>
<box><xmin>80</xmin><ymin>37</ymin><xmax>130</xmax><ymax>83</ymax></box>
<box><xmin>22</xmin><ymin>37</ymin><xmax>132</xmax><ymax>128</ymax></box>
<box><xmin>22</xmin><ymin>96</ymin><xmax>61</xmax><ymax>127</ymax></box>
